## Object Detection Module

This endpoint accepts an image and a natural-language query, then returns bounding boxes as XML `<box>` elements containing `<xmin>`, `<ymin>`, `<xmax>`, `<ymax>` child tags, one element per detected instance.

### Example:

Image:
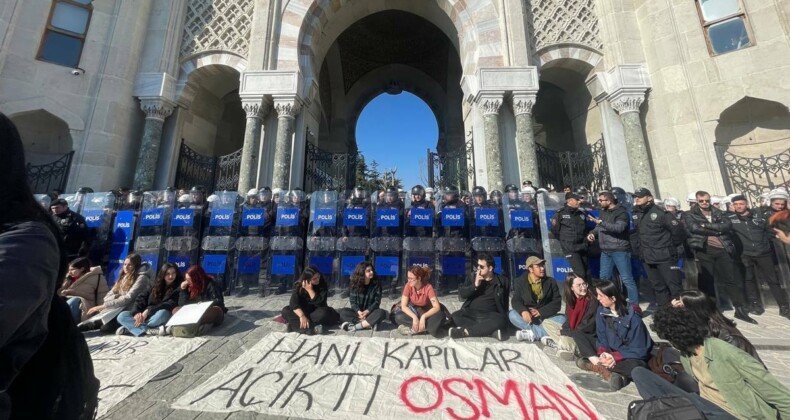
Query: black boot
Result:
<box><xmin>779</xmin><ymin>305</ymin><xmax>790</xmax><ymax>320</ymax></box>
<box><xmin>749</xmin><ymin>301</ymin><xmax>765</xmax><ymax>315</ymax></box>
<box><xmin>734</xmin><ymin>307</ymin><xmax>758</xmax><ymax>324</ymax></box>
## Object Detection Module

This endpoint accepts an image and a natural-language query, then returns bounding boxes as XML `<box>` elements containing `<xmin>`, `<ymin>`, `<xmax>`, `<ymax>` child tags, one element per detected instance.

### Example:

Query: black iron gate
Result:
<box><xmin>536</xmin><ymin>137</ymin><xmax>610</xmax><ymax>192</ymax></box>
<box><xmin>303</xmin><ymin>141</ymin><xmax>357</xmax><ymax>193</ymax></box>
<box><xmin>715</xmin><ymin>142</ymin><xmax>790</xmax><ymax>205</ymax></box>
<box><xmin>174</xmin><ymin>140</ymin><xmax>242</xmax><ymax>192</ymax></box>
<box><xmin>428</xmin><ymin>137</ymin><xmax>474</xmax><ymax>191</ymax></box>
<box><xmin>26</xmin><ymin>151</ymin><xmax>74</xmax><ymax>193</ymax></box>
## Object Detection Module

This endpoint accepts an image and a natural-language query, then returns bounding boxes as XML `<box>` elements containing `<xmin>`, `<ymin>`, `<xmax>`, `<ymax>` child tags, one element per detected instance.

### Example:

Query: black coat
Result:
<box><xmin>684</xmin><ymin>206</ymin><xmax>735</xmax><ymax>255</ymax></box>
<box><xmin>632</xmin><ymin>202</ymin><xmax>683</xmax><ymax>264</ymax></box>
<box><xmin>178</xmin><ymin>279</ymin><xmax>227</xmax><ymax>312</ymax></box>
<box><xmin>132</xmin><ymin>286</ymin><xmax>180</xmax><ymax>317</ymax></box>
<box><xmin>593</xmin><ymin>205</ymin><xmax>631</xmax><ymax>251</ymax></box>
<box><xmin>560</xmin><ymin>297</ymin><xmax>600</xmax><ymax>336</ymax></box>
<box><xmin>728</xmin><ymin>210</ymin><xmax>772</xmax><ymax>257</ymax></box>
<box><xmin>52</xmin><ymin>210</ymin><xmax>91</xmax><ymax>258</ymax></box>
<box><xmin>550</xmin><ymin>205</ymin><xmax>588</xmax><ymax>253</ymax></box>
<box><xmin>510</xmin><ymin>275</ymin><xmax>562</xmax><ymax>319</ymax></box>
<box><xmin>458</xmin><ymin>274</ymin><xmax>509</xmax><ymax>315</ymax></box>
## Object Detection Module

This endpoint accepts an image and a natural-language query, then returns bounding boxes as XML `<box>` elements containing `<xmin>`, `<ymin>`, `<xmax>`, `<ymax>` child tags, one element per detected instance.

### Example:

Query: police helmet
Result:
<box><xmin>687</xmin><ymin>192</ymin><xmax>697</xmax><ymax>203</ymax></box>
<box><xmin>769</xmin><ymin>188</ymin><xmax>790</xmax><ymax>201</ymax></box>
<box><xmin>178</xmin><ymin>194</ymin><xmax>191</xmax><ymax>203</ymax></box>
<box><xmin>444</xmin><ymin>185</ymin><xmax>460</xmax><ymax>199</ymax></box>
<box><xmin>522</xmin><ymin>187</ymin><xmax>536</xmax><ymax>195</ymax></box>
<box><xmin>207</xmin><ymin>194</ymin><xmax>218</xmax><ymax>203</ymax></box>
<box><xmin>664</xmin><ymin>197</ymin><xmax>680</xmax><ymax>208</ymax></box>
<box><xmin>411</xmin><ymin>185</ymin><xmax>425</xmax><ymax>198</ymax></box>
<box><xmin>352</xmin><ymin>186</ymin><xmax>366</xmax><ymax>199</ymax></box>
<box><xmin>190</xmin><ymin>186</ymin><xmax>205</xmax><ymax>193</ymax></box>
<box><xmin>490</xmin><ymin>190</ymin><xmax>502</xmax><ymax>201</ymax></box>
<box><xmin>425</xmin><ymin>187</ymin><xmax>435</xmax><ymax>194</ymax></box>
<box><xmin>247</xmin><ymin>188</ymin><xmax>258</xmax><ymax>197</ymax></box>
<box><xmin>505</xmin><ymin>184</ymin><xmax>519</xmax><ymax>193</ymax></box>
<box><xmin>711</xmin><ymin>196</ymin><xmax>723</xmax><ymax>205</ymax></box>
<box><xmin>472</xmin><ymin>186</ymin><xmax>487</xmax><ymax>197</ymax></box>
<box><xmin>77</xmin><ymin>187</ymin><xmax>94</xmax><ymax>194</ymax></box>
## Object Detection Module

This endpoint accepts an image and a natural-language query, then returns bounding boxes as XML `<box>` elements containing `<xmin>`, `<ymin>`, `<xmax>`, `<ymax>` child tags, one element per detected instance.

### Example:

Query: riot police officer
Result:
<box><xmin>373</xmin><ymin>187</ymin><xmax>404</xmax><ymax>237</ymax></box>
<box><xmin>405</xmin><ymin>184</ymin><xmax>434</xmax><ymax>237</ymax></box>
<box><xmin>550</xmin><ymin>191</ymin><xmax>590</xmax><ymax>278</ymax></box>
<box><xmin>50</xmin><ymin>198</ymin><xmax>92</xmax><ymax>260</ymax></box>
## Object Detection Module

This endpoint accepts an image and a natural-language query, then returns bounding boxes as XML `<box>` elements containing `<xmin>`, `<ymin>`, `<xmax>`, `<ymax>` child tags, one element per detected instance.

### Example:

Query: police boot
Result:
<box><xmin>749</xmin><ymin>301</ymin><xmax>765</xmax><ymax>316</ymax></box>
<box><xmin>734</xmin><ymin>307</ymin><xmax>758</xmax><ymax>324</ymax></box>
<box><xmin>779</xmin><ymin>305</ymin><xmax>790</xmax><ymax>320</ymax></box>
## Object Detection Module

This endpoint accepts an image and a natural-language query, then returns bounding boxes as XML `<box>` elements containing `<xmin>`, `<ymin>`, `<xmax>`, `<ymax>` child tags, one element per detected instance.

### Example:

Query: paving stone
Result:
<box><xmin>135</xmin><ymin>401</ymin><xmax>174</xmax><ymax>419</ymax></box>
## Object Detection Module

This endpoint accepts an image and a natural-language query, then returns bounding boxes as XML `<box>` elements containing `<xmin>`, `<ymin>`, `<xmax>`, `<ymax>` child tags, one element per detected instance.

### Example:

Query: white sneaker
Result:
<box><xmin>516</xmin><ymin>329</ymin><xmax>536</xmax><ymax>342</ymax></box>
<box><xmin>115</xmin><ymin>326</ymin><xmax>129</xmax><ymax>336</ymax></box>
<box><xmin>340</xmin><ymin>322</ymin><xmax>352</xmax><ymax>332</ymax></box>
<box><xmin>145</xmin><ymin>328</ymin><xmax>161</xmax><ymax>336</ymax></box>
<box><xmin>540</xmin><ymin>336</ymin><xmax>557</xmax><ymax>348</ymax></box>
<box><xmin>397</xmin><ymin>324</ymin><xmax>413</xmax><ymax>336</ymax></box>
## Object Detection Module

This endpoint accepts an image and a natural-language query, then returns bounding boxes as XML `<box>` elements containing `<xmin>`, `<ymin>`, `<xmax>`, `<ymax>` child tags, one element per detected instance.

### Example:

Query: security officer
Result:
<box><xmin>343</xmin><ymin>186</ymin><xmax>371</xmax><ymax>238</ymax></box>
<box><xmin>631</xmin><ymin>187</ymin><xmax>684</xmax><ymax>309</ymax></box>
<box><xmin>436</xmin><ymin>185</ymin><xmax>467</xmax><ymax>238</ymax></box>
<box><xmin>504</xmin><ymin>184</ymin><xmax>527</xmax><ymax>240</ymax></box>
<box><xmin>550</xmin><ymin>191</ymin><xmax>589</xmax><ymax>278</ymax></box>
<box><xmin>374</xmin><ymin>187</ymin><xmax>403</xmax><ymax>237</ymax></box>
<box><xmin>405</xmin><ymin>184</ymin><xmax>433</xmax><ymax>237</ymax></box>
<box><xmin>50</xmin><ymin>198</ymin><xmax>92</xmax><ymax>260</ymax></box>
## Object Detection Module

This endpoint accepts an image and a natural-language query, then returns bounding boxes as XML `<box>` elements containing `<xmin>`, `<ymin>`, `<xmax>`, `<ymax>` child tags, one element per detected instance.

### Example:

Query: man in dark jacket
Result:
<box><xmin>508</xmin><ymin>256</ymin><xmax>563</xmax><ymax>342</ymax></box>
<box><xmin>551</xmin><ymin>192</ymin><xmax>589</xmax><ymax>278</ymax></box>
<box><xmin>685</xmin><ymin>190</ymin><xmax>755</xmax><ymax>324</ymax></box>
<box><xmin>631</xmin><ymin>188</ymin><xmax>683</xmax><ymax>308</ymax></box>
<box><xmin>730</xmin><ymin>195</ymin><xmax>790</xmax><ymax>319</ymax></box>
<box><xmin>587</xmin><ymin>191</ymin><xmax>638</xmax><ymax>306</ymax></box>
<box><xmin>50</xmin><ymin>198</ymin><xmax>92</xmax><ymax>260</ymax></box>
<box><xmin>449</xmin><ymin>253</ymin><xmax>509</xmax><ymax>341</ymax></box>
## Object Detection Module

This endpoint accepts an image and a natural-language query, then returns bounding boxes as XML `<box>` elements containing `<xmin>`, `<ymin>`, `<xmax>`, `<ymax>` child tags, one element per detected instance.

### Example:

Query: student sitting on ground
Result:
<box><xmin>448</xmin><ymin>253</ymin><xmax>509</xmax><ymax>341</ymax></box>
<box><xmin>541</xmin><ymin>273</ymin><xmax>599</xmax><ymax>361</ymax></box>
<box><xmin>116</xmin><ymin>263</ymin><xmax>182</xmax><ymax>336</ymax></box>
<box><xmin>632</xmin><ymin>306</ymin><xmax>790</xmax><ymax>419</ymax></box>
<box><xmin>79</xmin><ymin>253</ymin><xmax>151</xmax><ymax>332</ymax></box>
<box><xmin>59</xmin><ymin>257</ymin><xmax>108</xmax><ymax>323</ymax></box>
<box><xmin>281</xmin><ymin>266</ymin><xmax>339</xmax><ymax>334</ymax></box>
<box><xmin>392</xmin><ymin>265</ymin><xmax>449</xmax><ymax>337</ymax></box>
<box><xmin>339</xmin><ymin>262</ymin><xmax>387</xmax><ymax>332</ymax></box>
<box><xmin>508</xmin><ymin>256</ymin><xmax>564</xmax><ymax>342</ymax></box>
<box><xmin>175</xmin><ymin>265</ymin><xmax>227</xmax><ymax>334</ymax></box>
<box><xmin>577</xmin><ymin>281</ymin><xmax>653</xmax><ymax>391</ymax></box>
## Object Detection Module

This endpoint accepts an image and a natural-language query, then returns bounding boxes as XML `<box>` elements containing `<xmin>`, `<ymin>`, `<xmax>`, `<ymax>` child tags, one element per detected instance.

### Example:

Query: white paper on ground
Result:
<box><xmin>166</xmin><ymin>301</ymin><xmax>213</xmax><ymax>326</ymax></box>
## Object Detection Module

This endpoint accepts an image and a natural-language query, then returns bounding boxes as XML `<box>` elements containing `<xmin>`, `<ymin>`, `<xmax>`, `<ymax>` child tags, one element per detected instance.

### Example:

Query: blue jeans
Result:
<box><xmin>508</xmin><ymin>309</ymin><xmax>566</xmax><ymax>339</ymax></box>
<box><xmin>599</xmin><ymin>250</ymin><xmax>639</xmax><ymax>304</ymax></box>
<box><xmin>117</xmin><ymin>309</ymin><xmax>172</xmax><ymax>337</ymax></box>
<box><xmin>66</xmin><ymin>297</ymin><xmax>81</xmax><ymax>323</ymax></box>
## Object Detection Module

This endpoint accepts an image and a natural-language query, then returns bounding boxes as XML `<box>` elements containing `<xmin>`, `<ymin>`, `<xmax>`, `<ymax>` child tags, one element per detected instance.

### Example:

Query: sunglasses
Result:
<box><xmin>697</xmin><ymin>199</ymin><xmax>710</xmax><ymax>203</ymax></box>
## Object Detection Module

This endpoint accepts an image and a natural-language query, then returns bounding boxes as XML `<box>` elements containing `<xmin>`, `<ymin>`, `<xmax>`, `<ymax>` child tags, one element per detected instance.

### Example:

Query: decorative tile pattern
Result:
<box><xmin>180</xmin><ymin>0</ymin><xmax>254</xmax><ymax>58</ymax></box>
<box><xmin>527</xmin><ymin>0</ymin><xmax>602</xmax><ymax>51</ymax></box>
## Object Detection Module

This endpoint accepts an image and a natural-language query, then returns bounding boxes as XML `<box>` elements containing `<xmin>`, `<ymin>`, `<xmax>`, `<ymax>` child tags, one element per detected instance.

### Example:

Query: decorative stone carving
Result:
<box><xmin>527</xmin><ymin>0</ymin><xmax>602</xmax><ymax>51</ymax></box>
<box><xmin>610</xmin><ymin>96</ymin><xmax>645</xmax><ymax>114</ymax></box>
<box><xmin>140</xmin><ymin>99</ymin><xmax>175</xmax><ymax>121</ymax></box>
<box><xmin>512</xmin><ymin>95</ymin><xmax>536</xmax><ymax>116</ymax></box>
<box><xmin>274</xmin><ymin>99</ymin><xmax>301</xmax><ymax>119</ymax></box>
<box><xmin>180</xmin><ymin>0</ymin><xmax>254</xmax><ymax>58</ymax></box>
<box><xmin>478</xmin><ymin>97</ymin><xmax>502</xmax><ymax>116</ymax></box>
<box><xmin>242</xmin><ymin>101</ymin><xmax>269</xmax><ymax>119</ymax></box>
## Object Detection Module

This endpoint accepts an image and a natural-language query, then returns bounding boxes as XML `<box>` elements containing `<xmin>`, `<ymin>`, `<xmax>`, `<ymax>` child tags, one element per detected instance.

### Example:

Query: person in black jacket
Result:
<box><xmin>116</xmin><ymin>263</ymin><xmax>182</xmax><ymax>336</ymax></box>
<box><xmin>175</xmin><ymin>265</ymin><xmax>227</xmax><ymax>332</ymax></box>
<box><xmin>542</xmin><ymin>273</ymin><xmax>600</xmax><ymax>361</ymax></box>
<box><xmin>448</xmin><ymin>253</ymin><xmax>510</xmax><ymax>341</ymax></box>
<box><xmin>50</xmin><ymin>198</ymin><xmax>92</xmax><ymax>260</ymax></box>
<box><xmin>508</xmin><ymin>256</ymin><xmax>563</xmax><ymax>342</ymax></box>
<box><xmin>631</xmin><ymin>188</ymin><xmax>683</xmax><ymax>308</ymax></box>
<box><xmin>281</xmin><ymin>266</ymin><xmax>340</xmax><ymax>334</ymax></box>
<box><xmin>729</xmin><ymin>195</ymin><xmax>790</xmax><ymax>319</ymax></box>
<box><xmin>551</xmin><ymin>192</ymin><xmax>590</xmax><ymax>278</ymax></box>
<box><xmin>339</xmin><ymin>262</ymin><xmax>387</xmax><ymax>332</ymax></box>
<box><xmin>685</xmin><ymin>191</ymin><xmax>755</xmax><ymax>324</ymax></box>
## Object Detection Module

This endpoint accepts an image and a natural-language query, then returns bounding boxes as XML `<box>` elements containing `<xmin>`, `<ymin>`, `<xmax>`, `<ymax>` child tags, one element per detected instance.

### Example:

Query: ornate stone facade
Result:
<box><xmin>527</xmin><ymin>0</ymin><xmax>602</xmax><ymax>51</ymax></box>
<box><xmin>180</xmin><ymin>0</ymin><xmax>254</xmax><ymax>58</ymax></box>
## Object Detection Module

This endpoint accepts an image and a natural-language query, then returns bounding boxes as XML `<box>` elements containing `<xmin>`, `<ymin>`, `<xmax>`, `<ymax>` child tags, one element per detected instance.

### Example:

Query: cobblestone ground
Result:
<box><xmin>101</xmin><ymin>292</ymin><xmax>790</xmax><ymax>420</ymax></box>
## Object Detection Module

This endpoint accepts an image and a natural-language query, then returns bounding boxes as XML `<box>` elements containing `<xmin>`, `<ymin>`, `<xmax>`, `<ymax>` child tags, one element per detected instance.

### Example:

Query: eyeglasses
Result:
<box><xmin>697</xmin><ymin>199</ymin><xmax>710</xmax><ymax>203</ymax></box>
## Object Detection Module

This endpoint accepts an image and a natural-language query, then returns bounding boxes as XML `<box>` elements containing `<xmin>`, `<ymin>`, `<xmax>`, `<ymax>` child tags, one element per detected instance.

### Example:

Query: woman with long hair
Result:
<box><xmin>339</xmin><ymin>262</ymin><xmax>387</xmax><ymax>332</ymax></box>
<box><xmin>79</xmin><ymin>253</ymin><xmax>152</xmax><ymax>333</ymax></box>
<box><xmin>281</xmin><ymin>266</ymin><xmax>339</xmax><ymax>334</ymax></box>
<box><xmin>576</xmin><ymin>281</ymin><xmax>653</xmax><ymax>391</ymax></box>
<box><xmin>116</xmin><ymin>263</ymin><xmax>182</xmax><ymax>336</ymax></box>
<box><xmin>175</xmin><ymin>265</ymin><xmax>227</xmax><ymax>333</ymax></box>
<box><xmin>541</xmin><ymin>273</ymin><xmax>599</xmax><ymax>361</ymax></box>
<box><xmin>391</xmin><ymin>265</ymin><xmax>449</xmax><ymax>337</ymax></box>
<box><xmin>672</xmin><ymin>289</ymin><xmax>761</xmax><ymax>363</ymax></box>
<box><xmin>59</xmin><ymin>257</ymin><xmax>108</xmax><ymax>323</ymax></box>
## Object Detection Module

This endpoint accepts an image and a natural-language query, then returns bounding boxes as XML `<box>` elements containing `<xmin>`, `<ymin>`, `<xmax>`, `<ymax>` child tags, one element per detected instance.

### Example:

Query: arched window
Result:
<box><xmin>37</xmin><ymin>0</ymin><xmax>92</xmax><ymax>67</ymax></box>
<box><xmin>696</xmin><ymin>0</ymin><xmax>753</xmax><ymax>56</ymax></box>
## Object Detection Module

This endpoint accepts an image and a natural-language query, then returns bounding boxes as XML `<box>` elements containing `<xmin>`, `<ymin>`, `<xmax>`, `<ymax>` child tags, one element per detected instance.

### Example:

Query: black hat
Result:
<box><xmin>565</xmin><ymin>192</ymin><xmax>584</xmax><ymax>200</ymax></box>
<box><xmin>633</xmin><ymin>187</ymin><xmax>652</xmax><ymax>198</ymax></box>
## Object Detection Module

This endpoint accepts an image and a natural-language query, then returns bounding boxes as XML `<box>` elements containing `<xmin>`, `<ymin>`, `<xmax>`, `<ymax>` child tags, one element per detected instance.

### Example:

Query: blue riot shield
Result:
<box><xmin>35</xmin><ymin>194</ymin><xmax>51</xmax><ymax>209</ymax></box>
<box><xmin>164</xmin><ymin>194</ymin><xmax>205</xmax><ymax>272</ymax></box>
<box><xmin>234</xmin><ymin>196</ymin><xmax>270</xmax><ymax>295</ymax></box>
<box><xmin>435</xmin><ymin>194</ymin><xmax>469</xmax><ymax>295</ymax></box>
<box><xmin>201</xmin><ymin>191</ymin><xmax>240</xmax><ymax>294</ymax></box>
<box><xmin>503</xmin><ymin>190</ymin><xmax>541</xmax><ymax>282</ymax></box>
<box><xmin>134</xmin><ymin>190</ymin><xmax>175</xmax><ymax>275</ymax></box>
<box><xmin>306</xmin><ymin>191</ymin><xmax>339</xmax><ymax>292</ymax></box>
<box><xmin>268</xmin><ymin>190</ymin><xmax>307</xmax><ymax>294</ymax></box>
<box><xmin>371</xmin><ymin>190</ymin><xmax>404</xmax><ymax>297</ymax></box>
<box><xmin>336</xmin><ymin>189</ymin><xmax>371</xmax><ymax>296</ymax></box>
<box><xmin>59</xmin><ymin>191</ymin><xmax>88</xmax><ymax>214</ymax></box>
<box><xmin>469</xmin><ymin>197</ymin><xmax>506</xmax><ymax>283</ymax></box>
<box><xmin>537</xmin><ymin>192</ymin><xmax>573</xmax><ymax>284</ymax></box>
<box><xmin>106</xmin><ymin>192</ymin><xmax>142</xmax><ymax>285</ymax></box>
<box><xmin>80</xmin><ymin>192</ymin><xmax>116</xmax><ymax>268</ymax></box>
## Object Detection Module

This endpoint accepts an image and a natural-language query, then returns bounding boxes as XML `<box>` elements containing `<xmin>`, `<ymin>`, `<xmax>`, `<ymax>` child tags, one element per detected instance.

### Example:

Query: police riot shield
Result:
<box><xmin>80</xmin><ymin>192</ymin><xmax>116</xmax><ymax>269</ymax></box>
<box><xmin>537</xmin><ymin>191</ymin><xmax>572</xmax><ymax>281</ymax></box>
<box><xmin>371</xmin><ymin>189</ymin><xmax>404</xmax><ymax>297</ymax></box>
<box><xmin>106</xmin><ymin>191</ymin><xmax>142</xmax><ymax>285</ymax></box>
<box><xmin>60</xmin><ymin>190</ymin><xmax>88</xmax><ymax>214</ymax></box>
<box><xmin>403</xmin><ymin>193</ymin><xmax>435</xmax><ymax>297</ymax></box>
<box><xmin>200</xmin><ymin>191</ymin><xmax>240</xmax><ymax>294</ymax></box>
<box><xmin>306</xmin><ymin>191</ymin><xmax>339</xmax><ymax>291</ymax></box>
<box><xmin>503</xmin><ymin>190</ymin><xmax>541</xmax><ymax>282</ymax></box>
<box><xmin>336</xmin><ymin>189</ymin><xmax>371</xmax><ymax>295</ymax></box>
<box><xmin>34</xmin><ymin>194</ymin><xmax>51</xmax><ymax>209</ymax></box>
<box><xmin>435</xmin><ymin>192</ymin><xmax>469</xmax><ymax>295</ymax></box>
<box><xmin>134</xmin><ymin>190</ymin><xmax>174</xmax><ymax>275</ymax></box>
<box><xmin>233</xmin><ymin>193</ymin><xmax>270</xmax><ymax>295</ymax></box>
<box><xmin>469</xmin><ymin>194</ymin><xmax>506</xmax><ymax>280</ymax></box>
<box><xmin>268</xmin><ymin>190</ymin><xmax>307</xmax><ymax>294</ymax></box>
<box><xmin>164</xmin><ymin>193</ymin><xmax>206</xmax><ymax>272</ymax></box>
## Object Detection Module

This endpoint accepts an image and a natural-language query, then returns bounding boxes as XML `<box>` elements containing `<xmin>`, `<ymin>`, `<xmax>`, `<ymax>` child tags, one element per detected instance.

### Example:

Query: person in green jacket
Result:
<box><xmin>632</xmin><ymin>306</ymin><xmax>790</xmax><ymax>419</ymax></box>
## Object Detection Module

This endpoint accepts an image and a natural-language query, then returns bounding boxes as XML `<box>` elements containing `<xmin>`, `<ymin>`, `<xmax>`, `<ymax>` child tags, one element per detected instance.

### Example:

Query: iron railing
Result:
<box><xmin>174</xmin><ymin>140</ymin><xmax>242</xmax><ymax>192</ymax></box>
<box><xmin>26</xmin><ymin>151</ymin><xmax>74</xmax><ymax>193</ymax></box>
<box><xmin>303</xmin><ymin>141</ymin><xmax>357</xmax><ymax>193</ymax></box>
<box><xmin>715</xmin><ymin>143</ymin><xmax>790</xmax><ymax>205</ymax></box>
<box><xmin>428</xmin><ymin>137</ymin><xmax>474</xmax><ymax>191</ymax></box>
<box><xmin>536</xmin><ymin>137</ymin><xmax>610</xmax><ymax>192</ymax></box>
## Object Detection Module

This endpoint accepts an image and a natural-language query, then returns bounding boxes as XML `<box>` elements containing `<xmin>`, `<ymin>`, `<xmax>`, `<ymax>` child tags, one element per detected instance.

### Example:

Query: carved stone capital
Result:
<box><xmin>610</xmin><ymin>95</ymin><xmax>644</xmax><ymax>114</ymax></box>
<box><xmin>273</xmin><ymin>97</ymin><xmax>302</xmax><ymax>119</ymax></box>
<box><xmin>477</xmin><ymin>96</ymin><xmax>503</xmax><ymax>116</ymax></box>
<box><xmin>242</xmin><ymin>100</ymin><xmax>270</xmax><ymax>119</ymax></box>
<box><xmin>512</xmin><ymin>93</ymin><xmax>537</xmax><ymax>116</ymax></box>
<box><xmin>140</xmin><ymin>99</ymin><xmax>175</xmax><ymax>121</ymax></box>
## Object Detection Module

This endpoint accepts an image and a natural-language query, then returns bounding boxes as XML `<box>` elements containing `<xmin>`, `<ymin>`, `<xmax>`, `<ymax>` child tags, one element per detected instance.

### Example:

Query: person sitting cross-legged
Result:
<box><xmin>448</xmin><ymin>253</ymin><xmax>510</xmax><ymax>341</ymax></box>
<box><xmin>116</xmin><ymin>263</ymin><xmax>182</xmax><ymax>336</ymax></box>
<box><xmin>391</xmin><ymin>265</ymin><xmax>449</xmax><ymax>337</ymax></box>
<box><xmin>541</xmin><ymin>273</ymin><xmax>599</xmax><ymax>361</ymax></box>
<box><xmin>508</xmin><ymin>256</ymin><xmax>564</xmax><ymax>342</ymax></box>
<box><xmin>339</xmin><ymin>262</ymin><xmax>387</xmax><ymax>332</ymax></box>
<box><xmin>281</xmin><ymin>266</ymin><xmax>340</xmax><ymax>335</ymax></box>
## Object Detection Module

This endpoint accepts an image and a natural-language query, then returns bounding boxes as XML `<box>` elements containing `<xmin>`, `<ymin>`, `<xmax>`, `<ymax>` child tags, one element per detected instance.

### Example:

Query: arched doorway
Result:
<box><xmin>11</xmin><ymin>110</ymin><xmax>75</xmax><ymax>193</ymax></box>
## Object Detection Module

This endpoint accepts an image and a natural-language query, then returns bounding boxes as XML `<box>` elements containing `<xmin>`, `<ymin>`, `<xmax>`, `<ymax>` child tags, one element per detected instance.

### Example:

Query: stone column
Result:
<box><xmin>271</xmin><ymin>97</ymin><xmax>301</xmax><ymax>190</ymax></box>
<box><xmin>238</xmin><ymin>100</ymin><xmax>268</xmax><ymax>193</ymax></box>
<box><xmin>478</xmin><ymin>95</ymin><xmax>504</xmax><ymax>191</ymax></box>
<box><xmin>512</xmin><ymin>93</ymin><xmax>539</xmax><ymax>186</ymax></box>
<box><xmin>133</xmin><ymin>99</ymin><xmax>175</xmax><ymax>190</ymax></box>
<box><xmin>611</xmin><ymin>95</ymin><xmax>655</xmax><ymax>192</ymax></box>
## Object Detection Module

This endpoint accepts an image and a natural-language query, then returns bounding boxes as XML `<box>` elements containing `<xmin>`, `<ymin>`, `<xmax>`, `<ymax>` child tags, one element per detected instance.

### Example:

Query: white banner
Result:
<box><xmin>173</xmin><ymin>333</ymin><xmax>602</xmax><ymax>420</ymax></box>
<box><xmin>87</xmin><ymin>335</ymin><xmax>206</xmax><ymax>418</ymax></box>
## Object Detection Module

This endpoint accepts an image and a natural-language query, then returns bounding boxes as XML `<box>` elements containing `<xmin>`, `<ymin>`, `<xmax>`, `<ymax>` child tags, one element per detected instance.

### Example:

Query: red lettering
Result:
<box><xmin>541</xmin><ymin>385</ymin><xmax>599</xmax><ymax>420</ymax></box>
<box><xmin>400</xmin><ymin>376</ymin><xmax>443</xmax><ymax>414</ymax></box>
<box><xmin>474</xmin><ymin>378</ymin><xmax>530</xmax><ymax>420</ymax></box>
<box><xmin>442</xmin><ymin>378</ymin><xmax>480</xmax><ymax>420</ymax></box>
<box><xmin>528</xmin><ymin>383</ymin><xmax>568</xmax><ymax>420</ymax></box>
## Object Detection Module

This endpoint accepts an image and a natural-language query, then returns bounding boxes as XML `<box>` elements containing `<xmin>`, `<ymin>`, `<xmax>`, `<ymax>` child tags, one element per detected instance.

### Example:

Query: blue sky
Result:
<box><xmin>355</xmin><ymin>92</ymin><xmax>438</xmax><ymax>189</ymax></box>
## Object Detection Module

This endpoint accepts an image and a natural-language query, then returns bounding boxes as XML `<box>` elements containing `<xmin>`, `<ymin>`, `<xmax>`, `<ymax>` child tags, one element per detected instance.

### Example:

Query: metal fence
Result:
<box><xmin>536</xmin><ymin>137</ymin><xmax>610</xmax><ymax>192</ymax></box>
<box><xmin>303</xmin><ymin>141</ymin><xmax>357</xmax><ymax>193</ymax></box>
<box><xmin>174</xmin><ymin>140</ymin><xmax>242</xmax><ymax>192</ymax></box>
<box><xmin>714</xmin><ymin>143</ymin><xmax>790</xmax><ymax>205</ymax></box>
<box><xmin>26</xmin><ymin>151</ymin><xmax>74</xmax><ymax>193</ymax></box>
<box><xmin>428</xmin><ymin>138</ymin><xmax>474</xmax><ymax>191</ymax></box>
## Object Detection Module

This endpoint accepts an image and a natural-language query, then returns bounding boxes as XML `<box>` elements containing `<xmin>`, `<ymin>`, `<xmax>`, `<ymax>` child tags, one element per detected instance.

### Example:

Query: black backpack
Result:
<box><xmin>628</xmin><ymin>396</ymin><xmax>705</xmax><ymax>420</ymax></box>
